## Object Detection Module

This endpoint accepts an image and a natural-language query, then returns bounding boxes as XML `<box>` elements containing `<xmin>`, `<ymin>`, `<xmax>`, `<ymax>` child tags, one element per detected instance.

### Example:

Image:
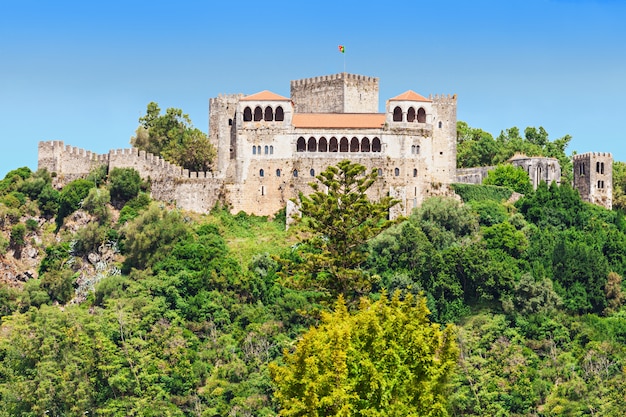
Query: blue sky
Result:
<box><xmin>1</xmin><ymin>0</ymin><xmax>625</xmax><ymax>178</ymax></box>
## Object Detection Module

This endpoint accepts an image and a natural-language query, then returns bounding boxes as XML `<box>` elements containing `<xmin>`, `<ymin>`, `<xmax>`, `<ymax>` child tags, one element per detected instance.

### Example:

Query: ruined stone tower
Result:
<box><xmin>573</xmin><ymin>152</ymin><xmax>613</xmax><ymax>209</ymax></box>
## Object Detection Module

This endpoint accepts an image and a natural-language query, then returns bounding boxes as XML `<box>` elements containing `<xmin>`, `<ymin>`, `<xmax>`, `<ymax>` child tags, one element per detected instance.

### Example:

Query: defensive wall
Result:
<box><xmin>38</xmin><ymin>141</ymin><xmax>224</xmax><ymax>213</ymax></box>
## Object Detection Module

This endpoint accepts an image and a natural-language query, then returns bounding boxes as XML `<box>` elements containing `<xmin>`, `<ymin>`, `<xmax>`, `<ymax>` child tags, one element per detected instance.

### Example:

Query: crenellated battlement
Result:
<box><xmin>290</xmin><ymin>73</ymin><xmax>379</xmax><ymax>88</ymax></box>
<box><xmin>573</xmin><ymin>152</ymin><xmax>612</xmax><ymax>160</ymax></box>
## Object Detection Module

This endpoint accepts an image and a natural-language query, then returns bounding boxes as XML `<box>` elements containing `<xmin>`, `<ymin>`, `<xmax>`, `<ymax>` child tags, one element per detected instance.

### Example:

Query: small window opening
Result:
<box><xmin>259</xmin><ymin>169</ymin><xmax>264</xmax><ymax>177</ymax></box>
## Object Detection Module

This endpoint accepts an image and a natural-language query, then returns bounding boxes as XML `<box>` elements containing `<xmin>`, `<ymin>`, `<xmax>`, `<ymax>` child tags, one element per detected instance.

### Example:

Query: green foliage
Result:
<box><xmin>483</xmin><ymin>163</ymin><xmax>532</xmax><ymax>194</ymax></box>
<box><xmin>72</xmin><ymin>222</ymin><xmax>108</xmax><ymax>256</ymax></box>
<box><xmin>0</xmin><ymin>166</ymin><xmax>32</xmax><ymax>195</ymax></box>
<box><xmin>456</xmin><ymin>121</ymin><xmax>498</xmax><ymax>168</ymax></box>
<box><xmin>450</xmin><ymin>183</ymin><xmax>513</xmax><ymax>203</ymax></box>
<box><xmin>270</xmin><ymin>294</ymin><xmax>458</xmax><ymax>416</ymax></box>
<box><xmin>286</xmin><ymin>160</ymin><xmax>399</xmax><ymax>301</ymax></box>
<box><xmin>412</xmin><ymin>196</ymin><xmax>479</xmax><ymax>250</ymax></box>
<box><xmin>40</xmin><ymin>269</ymin><xmax>76</xmax><ymax>304</ymax></box>
<box><xmin>9</xmin><ymin>223</ymin><xmax>26</xmax><ymax>249</ymax></box>
<box><xmin>86</xmin><ymin>164</ymin><xmax>108</xmax><ymax>187</ymax></box>
<box><xmin>108</xmin><ymin>167</ymin><xmax>142</xmax><ymax>205</ymax></box>
<box><xmin>468</xmin><ymin>199</ymin><xmax>508</xmax><ymax>226</ymax></box>
<box><xmin>82</xmin><ymin>186</ymin><xmax>111</xmax><ymax>221</ymax></box>
<box><xmin>122</xmin><ymin>203</ymin><xmax>190</xmax><ymax>271</ymax></box>
<box><xmin>132</xmin><ymin>102</ymin><xmax>216</xmax><ymax>172</ymax></box>
<box><xmin>55</xmin><ymin>178</ymin><xmax>94</xmax><ymax>228</ymax></box>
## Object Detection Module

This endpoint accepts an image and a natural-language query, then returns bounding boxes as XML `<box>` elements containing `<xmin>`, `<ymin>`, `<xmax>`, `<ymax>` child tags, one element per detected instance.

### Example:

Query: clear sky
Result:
<box><xmin>1</xmin><ymin>0</ymin><xmax>625</xmax><ymax>178</ymax></box>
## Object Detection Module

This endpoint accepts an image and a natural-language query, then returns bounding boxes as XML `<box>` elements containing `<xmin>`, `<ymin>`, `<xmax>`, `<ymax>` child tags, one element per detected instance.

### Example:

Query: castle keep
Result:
<box><xmin>38</xmin><ymin>72</ymin><xmax>612</xmax><ymax>214</ymax></box>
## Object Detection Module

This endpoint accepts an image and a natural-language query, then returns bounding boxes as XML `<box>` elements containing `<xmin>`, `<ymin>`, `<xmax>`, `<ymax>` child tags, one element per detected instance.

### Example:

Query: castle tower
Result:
<box><xmin>290</xmin><ymin>73</ymin><xmax>379</xmax><ymax>114</ymax></box>
<box><xmin>209</xmin><ymin>94</ymin><xmax>243</xmax><ymax>177</ymax></box>
<box><xmin>573</xmin><ymin>152</ymin><xmax>612</xmax><ymax>210</ymax></box>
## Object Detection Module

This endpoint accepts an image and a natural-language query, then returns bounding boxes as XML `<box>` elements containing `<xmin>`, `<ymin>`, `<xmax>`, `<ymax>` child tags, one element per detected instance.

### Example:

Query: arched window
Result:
<box><xmin>329</xmin><ymin>137</ymin><xmax>338</xmax><ymax>152</ymax></box>
<box><xmin>264</xmin><ymin>145</ymin><xmax>269</xmax><ymax>154</ymax></box>
<box><xmin>438</xmin><ymin>121</ymin><xmax>443</xmax><ymax>128</ymax></box>
<box><xmin>254</xmin><ymin>106</ymin><xmax>263</xmax><ymax>121</ymax></box>
<box><xmin>377</xmin><ymin>168</ymin><xmax>383</xmax><ymax>177</ymax></box>
<box><xmin>259</xmin><ymin>169</ymin><xmax>264</xmax><ymax>177</ymax></box>
<box><xmin>413</xmin><ymin>168</ymin><xmax>418</xmax><ymax>177</ymax></box>
<box><xmin>276</xmin><ymin>169</ymin><xmax>281</xmax><ymax>177</ymax></box>
<box><xmin>580</xmin><ymin>163</ymin><xmax>585</xmax><ymax>175</ymax></box>
<box><xmin>601</xmin><ymin>162</ymin><xmax>605</xmax><ymax>174</ymax></box>
<box><xmin>596</xmin><ymin>162</ymin><xmax>600</xmax><ymax>173</ymax></box>
<box><xmin>415</xmin><ymin>145</ymin><xmax>420</xmax><ymax>154</ymax></box>
<box><xmin>293</xmin><ymin>169</ymin><xmax>298</xmax><ymax>178</ymax></box>
<box><xmin>257</xmin><ymin>145</ymin><xmax>261</xmax><ymax>155</ymax></box>
<box><xmin>417</xmin><ymin>107</ymin><xmax>426</xmax><ymax>123</ymax></box>
<box><xmin>340</xmin><ymin>137</ymin><xmax>349</xmax><ymax>152</ymax></box>
<box><xmin>307</xmin><ymin>137</ymin><xmax>317</xmax><ymax>152</ymax></box>
<box><xmin>228</xmin><ymin>118</ymin><xmax>233</xmax><ymax>126</ymax></box>
<box><xmin>297</xmin><ymin>137</ymin><xmax>306</xmax><ymax>152</ymax></box>
<box><xmin>270</xmin><ymin>145</ymin><xmax>274</xmax><ymax>155</ymax></box>
<box><xmin>253</xmin><ymin>146</ymin><xmax>257</xmax><ymax>155</ymax></box>
<box><xmin>393</xmin><ymin>106</ymin><xmax>402</xmax><ymax>122</ymax></box>
<box><xmin>310</xmin><ymin>169</ymin><xmax>315</xmax><ymax>177</ymax></box>
<box><xmin>361</xmin><ymin>137</ymin><xmax>370</xmax><ymax>152</ymax></box>
<box><xmin>350</xmin><ymin>137</ymin><xmax>360</xmax><ymax>152</ymax></box>
<box><xmin>407</xmin><ymin>107</ymin><xmax>416</xmax><ymax>122</ymax></box>
<box><xmin>264</xmin><ymin>106</ymin><xmax>273</xmax><ymax>121</ymax></box>
<box><xmin>319</xmin><ymin>137</ymin><xmax>328</xmax><ymax>152</ymax></box>
<box><xmin>394</xmin><ymin>167</ymin><xmax>400</xmax><ymax>177</ymax></box>
<box><xmin>275</xmin><ymin>106</ymin><xmax>284</xmax><ymax>121</ymax></box>
<box><xmin>372</xmin><ymin>137</ymin><xmax>381</xmax><ymax>152</ymax></box>
<box><xmin>243</xmin><ymin>107</ymin><xmax>252</xmax><ymax>122</ymax></box>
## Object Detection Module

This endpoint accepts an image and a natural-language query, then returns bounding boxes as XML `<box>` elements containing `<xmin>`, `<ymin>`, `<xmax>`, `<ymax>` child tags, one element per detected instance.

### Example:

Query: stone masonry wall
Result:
<box><xmin>290</xmin><ymin>73</ymin><xmax>379</xmax><ymax>114</ymax></box>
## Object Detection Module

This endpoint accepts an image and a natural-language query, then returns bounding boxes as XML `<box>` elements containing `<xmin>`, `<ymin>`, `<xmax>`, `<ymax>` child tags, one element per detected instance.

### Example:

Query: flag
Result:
<box><xmin>338</xmin><ymin>45</ymin><xmax>345</xmax><ymax>53</ymax></box>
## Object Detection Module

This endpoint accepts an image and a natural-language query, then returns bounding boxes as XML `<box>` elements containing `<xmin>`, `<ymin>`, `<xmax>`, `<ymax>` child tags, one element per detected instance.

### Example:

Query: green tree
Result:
<box><xmin>483</xmin><ymin>164</ymin><xmax>532</xmax><ymax>194</ymax></box>
<box><xmin>108</xmin><ymin>167</ymin><xmax>142</xmax><ymax>205</ymax></box>
<box><xmin>270</xmin><ymin>294</ymin><xmax>458</xmax><ymax>417</ymax></box>
<box><xmin>456</xmin><ymin>121</ymin><xmax>497</xmax><ymax>168</ymax></box>
<box><xmin>287</xmin><ymin>160</ymin><xmax>399</xmax><ymax>300</ymax></box>
<box><xmin>131</xmin><ymin>102</ymin><xmax>215</xmax><ymax>172</ymax></box>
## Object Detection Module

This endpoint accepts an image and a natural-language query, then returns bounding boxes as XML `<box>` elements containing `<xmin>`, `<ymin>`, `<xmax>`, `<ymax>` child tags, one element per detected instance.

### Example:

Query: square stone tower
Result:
<box><xmin>290</xmin><ymin>73</ymin><xmax>379</xmax><ymax>114</ymax></box>
<box><xmin>573</xmin><ymin>152</ymin><xmax>612</xmax><ymax>209</ymax></box>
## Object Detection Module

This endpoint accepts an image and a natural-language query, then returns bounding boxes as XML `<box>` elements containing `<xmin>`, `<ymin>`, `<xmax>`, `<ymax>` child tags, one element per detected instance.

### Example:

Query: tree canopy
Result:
<box><xmin>131</xmin><ymin>102</ymin><xmax>215</xmax><ymax>172</ymax></box>
<box><xmin>285</xmin><ymin>160</ymin><xmax>399</xmax><ymax>301</ymax></box>
<box><xmin>269</xmin><ymin>294</ymin><xmax>458</xmax><ymax>417</ymax></box>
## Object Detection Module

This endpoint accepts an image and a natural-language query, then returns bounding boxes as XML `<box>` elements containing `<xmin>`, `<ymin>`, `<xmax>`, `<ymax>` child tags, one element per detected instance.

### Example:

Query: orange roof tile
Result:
<box><xmin>240</xmin><ymin>90</ymin><xmax>290</xmax><ymax>101</ymax></box>
<box><xmin>389</xmin><ymin>90</ymin><xmax>431</xmax><ymax>102</ymax></box>
<box><xmin>292</xmin><ymin>113</ymin><xmax>386</xmax><ymax>129</ymax></box>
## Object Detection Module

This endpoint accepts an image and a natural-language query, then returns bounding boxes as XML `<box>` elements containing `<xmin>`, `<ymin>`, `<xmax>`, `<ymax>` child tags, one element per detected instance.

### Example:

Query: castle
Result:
<box><xmin>37</xmin><ymin>72</ymin><xmax>613</xmax><ymax>214</ymax></box>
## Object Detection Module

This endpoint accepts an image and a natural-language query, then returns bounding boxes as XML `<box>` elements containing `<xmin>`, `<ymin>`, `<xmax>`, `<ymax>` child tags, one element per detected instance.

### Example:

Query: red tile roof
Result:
<box><xmin>292</xmin><ymin>113</ymin><xmax>386</xmax><ymax>129</ymax></box>
<box><xmin>389</xmin><ymin>90</ymin><xmax>431</xmax><ymax>102</ymax></box>
<box><xmin>240</xmin><ymin>90</ymin><xmax>290</xmax><ymax>101</ymax></box>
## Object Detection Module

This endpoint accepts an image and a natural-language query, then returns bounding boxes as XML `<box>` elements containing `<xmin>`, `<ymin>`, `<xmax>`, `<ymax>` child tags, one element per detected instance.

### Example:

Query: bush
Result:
<box><xmin>108</xmin><ymin>168</ymin><xmax>142</xmax><ymax>205</ymax></box>
<box><xmin>10</xmin><ymin>223</ymin><xmax>26</xmax><ymax>249</ymax></box>
<box><xmin>25</xmin><ymin>218</ymin><xmax>39</xmax><ymax>232</ymax></box>
<box><xmin>56</xmin><ymin>179</ymin><xmax>94</xmax><ymax>228</ymax></box>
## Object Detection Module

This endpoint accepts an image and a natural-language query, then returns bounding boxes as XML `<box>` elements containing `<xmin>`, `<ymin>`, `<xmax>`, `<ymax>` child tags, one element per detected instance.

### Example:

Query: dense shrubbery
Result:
<box><xmin>1</xmin><ymin>152</ymin><xmax>626</xmax><ymax>416</ymax></box>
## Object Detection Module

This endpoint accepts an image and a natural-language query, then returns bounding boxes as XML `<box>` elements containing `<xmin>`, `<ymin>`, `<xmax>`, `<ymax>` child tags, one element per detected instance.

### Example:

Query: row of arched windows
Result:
<box><xmin>392</xmin><ymin>106</ymin><xmax>426</xmax><ymax>123</ymax></box>
<box><xmin>252</xmin><ymin>145</ymin><xmax>274</xmax><ymax>155</ymax></box>
<box><xmin>243</xmin><ymin>106</ymin><xmax>285</xmax><ymax>122</ymax></box>
<box><xmin>297</xmin><ymin>136</ymin><xmax>382</xmax><ymax>153</ymax></box>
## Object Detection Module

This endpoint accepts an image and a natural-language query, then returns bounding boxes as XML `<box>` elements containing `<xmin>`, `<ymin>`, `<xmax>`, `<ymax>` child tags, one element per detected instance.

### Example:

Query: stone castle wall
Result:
<box><xmin>39</xmin><ymin>141</ymin><xmax>224</xmax><ymax>213</ymax></box>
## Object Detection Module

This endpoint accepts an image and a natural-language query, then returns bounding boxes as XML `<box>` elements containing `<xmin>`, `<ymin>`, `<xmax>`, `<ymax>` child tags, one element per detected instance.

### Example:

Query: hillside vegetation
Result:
<box><xmin>0</xmin><ymin>124</ymin><xmax>625</xmax><ymax>416</ymax></box>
